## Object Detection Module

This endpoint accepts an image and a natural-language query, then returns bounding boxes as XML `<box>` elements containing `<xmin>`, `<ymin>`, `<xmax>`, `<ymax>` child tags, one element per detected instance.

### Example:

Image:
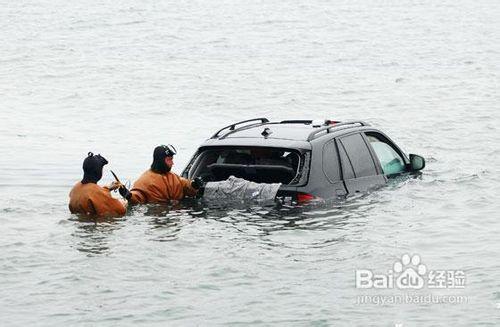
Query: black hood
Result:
<box><xmin>81</xmin><ymin>152</ymin><xmax>108</xmax><ymax>184</ymax></box>
<box><xmin>150</xmin><ymin>145</ymin><xmax>173</xmax><ymax>174</ymax></box>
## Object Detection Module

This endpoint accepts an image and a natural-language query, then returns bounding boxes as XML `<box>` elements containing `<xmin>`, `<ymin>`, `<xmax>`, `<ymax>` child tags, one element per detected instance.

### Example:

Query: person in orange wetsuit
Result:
<box><xmin>118</xmin><ymin>144</ymin><xmax>204</xmax><ymax>204</ymax></box>
<box><xmin>69</xmin><ymin>152</ymin><xmax>128</xmax><ymax>217</ymax></box>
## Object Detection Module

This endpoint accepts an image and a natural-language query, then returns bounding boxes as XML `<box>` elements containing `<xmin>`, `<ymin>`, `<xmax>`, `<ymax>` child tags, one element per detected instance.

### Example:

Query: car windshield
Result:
<box><xmin>186</xmin><ymin>147</ymin><xmax>305</xmax><ymax>185</ymax></box>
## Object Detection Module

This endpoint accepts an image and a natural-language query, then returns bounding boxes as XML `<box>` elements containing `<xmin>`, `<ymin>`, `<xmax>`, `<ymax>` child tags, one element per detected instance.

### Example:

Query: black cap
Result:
<box><xmin>81</xmin><ymin>152</ymin><xmax>108</xmax><ymax>184</ymax></box>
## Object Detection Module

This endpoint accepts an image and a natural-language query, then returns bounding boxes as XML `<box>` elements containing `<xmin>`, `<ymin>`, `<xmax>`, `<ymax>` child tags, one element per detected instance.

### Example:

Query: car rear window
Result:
<box><xmin>186</xmin><ymin>147</ymin><xmax>306</xmax><ymax>185</ymax></box>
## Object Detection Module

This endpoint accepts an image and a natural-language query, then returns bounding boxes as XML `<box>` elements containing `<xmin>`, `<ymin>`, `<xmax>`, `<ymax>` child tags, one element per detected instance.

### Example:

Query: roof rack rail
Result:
<box><xmin>279</xmin><ymin>119</ymin><xmax>339</xmax><ymax>126</ymax></box>
<box><xmin>279</xmin><ymin>120</ymin><xmax>313</xmax><ymax>124</ymax></box>
<box><xmin>211</xmin><ymin>118</ymin><xmax>269</xmax><ymax>139</ymax></box>
<box><xmin>306</xmin><ymin>120</ymin><xmax>370</xmax><ymax>141</ymax></box>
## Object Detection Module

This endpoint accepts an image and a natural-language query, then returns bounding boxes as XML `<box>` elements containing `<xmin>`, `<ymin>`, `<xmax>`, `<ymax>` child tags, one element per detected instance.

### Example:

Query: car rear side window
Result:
<box><xmin>322</xmin><ymin>140</ymin><xmax>340</xmax><ymax>182</ymax></box>
<box><xmin>337</xmin><ymin>141</ymin><xmax>355</xmax><ymax>180</ymax></box>
<box><xmin>339</xmin><ymin>133</ymin><xmax>377</xmax><ymax>178</ymax></box>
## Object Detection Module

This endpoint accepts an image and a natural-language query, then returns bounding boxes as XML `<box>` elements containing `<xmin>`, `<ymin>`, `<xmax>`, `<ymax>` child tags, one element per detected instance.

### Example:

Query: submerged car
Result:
<box><xmin>181</xmin><ymin>118</ymin><xmax>425</xmax><ymax>202</ymax></box>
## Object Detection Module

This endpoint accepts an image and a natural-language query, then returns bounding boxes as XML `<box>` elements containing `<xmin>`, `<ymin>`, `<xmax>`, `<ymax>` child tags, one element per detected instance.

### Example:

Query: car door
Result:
<box><xmin>336</xmin><ymin>133</ymin><xmax>386</xmax><ymax>194</ymax></box>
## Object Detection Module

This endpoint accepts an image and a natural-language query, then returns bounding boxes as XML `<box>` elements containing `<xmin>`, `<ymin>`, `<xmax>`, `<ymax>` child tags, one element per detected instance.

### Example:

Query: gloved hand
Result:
<box><xmin>191</xmin><ymin>177</ymin><xmax>204</xmax><ymax>190</ymax></box>
<box><xmin>108</xmin><ymin>181</ymin><xmax>122</xmax><ymax>191</ymax></box>
<box><xmin>119</xmin><ymin>185</ymin><xmax>132</xmax><ymax>200</ymax></box>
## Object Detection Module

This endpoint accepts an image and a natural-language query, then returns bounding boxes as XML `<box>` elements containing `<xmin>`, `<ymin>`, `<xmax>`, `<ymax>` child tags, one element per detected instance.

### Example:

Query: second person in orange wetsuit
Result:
<box><xmin>69</xmin><ymin>152</ymin><xmax>128</xmax><ymax>218</ymax></box>
<box><xmin>119</xmin><ymin>144</ymin><xmax>204</xmax><ymax>204</ymax></box>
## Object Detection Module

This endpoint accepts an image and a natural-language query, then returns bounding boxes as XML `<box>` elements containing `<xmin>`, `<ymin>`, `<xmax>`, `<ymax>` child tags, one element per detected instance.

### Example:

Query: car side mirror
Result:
<box><xmin>409</xmin><ymin>154</ymin><xmax>425</xmax><ymax>171</ymax></box>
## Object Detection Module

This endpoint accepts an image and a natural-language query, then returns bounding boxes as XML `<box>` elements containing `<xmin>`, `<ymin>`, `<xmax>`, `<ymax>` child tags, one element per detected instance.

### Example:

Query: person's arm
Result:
<box><xmin>129</xmin><ymin>189</ymin><xmax>147</xmax><ymax>204</ymax></box>
<box><xmin>179</xmin><ymin>176</ymin><xmax>202</xmax><ymax>197</ymax></box>
<box><xmin>119</xmin><ymin>185</ymin><xmax>147</xmax><ymax>205</ymax></box>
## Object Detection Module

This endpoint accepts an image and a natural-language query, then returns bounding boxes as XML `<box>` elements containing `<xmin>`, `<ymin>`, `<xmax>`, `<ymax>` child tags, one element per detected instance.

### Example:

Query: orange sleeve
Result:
<box><xmin>179</xmin><ymin>176</ymin><xmax>198</xmax><ymax>197</ymax></box>
<box><xmin>128</xmin><ymin>170</ymin><xmax>152</xmax><ymax>204</ymax></box>
<box><xmin>129</xmin><ymin>189</ymin><xmax>147</xmax><ymax>205</ymax></box>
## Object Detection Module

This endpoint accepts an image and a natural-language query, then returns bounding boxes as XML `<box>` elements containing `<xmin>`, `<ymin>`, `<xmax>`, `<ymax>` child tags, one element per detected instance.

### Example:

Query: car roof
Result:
<box><xmin>225</xmin><ymin>123</ymin><xmax>317</xmax><ymax>141</ymax></box>
<box><xmin>201</xmin><ymin>137</ymin><xmax>313</xmax><ymax>150</ymax></box>
<box><xmin>200</xmin><ymin>118</ymin><xmax>374</xmax><ymax>150</ymax></box>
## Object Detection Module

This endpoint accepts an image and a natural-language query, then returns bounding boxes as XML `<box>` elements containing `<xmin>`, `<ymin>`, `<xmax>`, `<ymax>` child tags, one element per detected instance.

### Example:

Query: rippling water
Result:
<box><xmin>1</xmin><ymin>0</ymin><xmax>500</xmax><ymax>325</ymax></box>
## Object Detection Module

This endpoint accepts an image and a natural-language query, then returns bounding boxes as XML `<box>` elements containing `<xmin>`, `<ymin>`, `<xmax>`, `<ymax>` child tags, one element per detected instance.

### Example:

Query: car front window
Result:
<box><xmin>366</xmin><ymin>135</ymin><xmax>406</xmax><ymax>175</ymax></box>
